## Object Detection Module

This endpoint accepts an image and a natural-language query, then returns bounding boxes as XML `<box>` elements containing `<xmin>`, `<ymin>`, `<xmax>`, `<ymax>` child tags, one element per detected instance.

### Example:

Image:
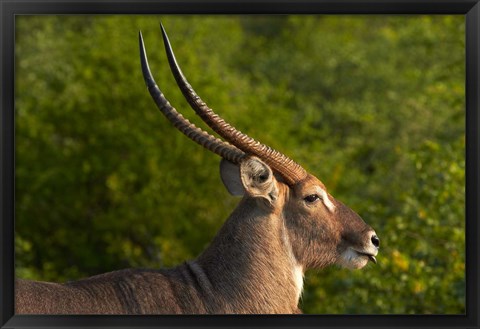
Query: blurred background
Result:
<box><xmin>15</xmin><ymin>15</ymin><xmax>465</xmax><ymax>314</ymax></box>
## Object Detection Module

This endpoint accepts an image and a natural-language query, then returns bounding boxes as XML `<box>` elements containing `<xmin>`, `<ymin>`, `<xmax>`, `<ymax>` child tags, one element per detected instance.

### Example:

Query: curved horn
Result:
<box><xmin>160</xmin><ymin>25</ymin><xmax>308</xmax><ymax>186</ymax></box>
<box><xmin>139</xmin><ymin>32</ymin><xmax>245</xmax><ymax>164</ymax></box>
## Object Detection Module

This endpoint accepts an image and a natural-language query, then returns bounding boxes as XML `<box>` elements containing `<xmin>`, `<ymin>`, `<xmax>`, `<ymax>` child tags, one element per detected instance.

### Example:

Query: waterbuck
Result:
<box><xmin>15</xmin><ymin>26</ymin><xmax>380</xmax><ymax>314</ymax></box>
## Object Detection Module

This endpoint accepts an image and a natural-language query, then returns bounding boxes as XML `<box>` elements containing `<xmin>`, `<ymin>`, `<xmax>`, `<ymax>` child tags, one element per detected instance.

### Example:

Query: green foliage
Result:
<box><xmin>15</xmin><ymin>15</ymin><xmax>465</xmax><ymax>314</ymax></box>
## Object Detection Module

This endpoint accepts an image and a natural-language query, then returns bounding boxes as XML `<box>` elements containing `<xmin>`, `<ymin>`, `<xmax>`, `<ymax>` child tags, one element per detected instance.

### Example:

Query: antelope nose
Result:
<box><xmin>371</xmin><ymin>234</ymin><xmax>380</xmax><ymax>248</ymax></box>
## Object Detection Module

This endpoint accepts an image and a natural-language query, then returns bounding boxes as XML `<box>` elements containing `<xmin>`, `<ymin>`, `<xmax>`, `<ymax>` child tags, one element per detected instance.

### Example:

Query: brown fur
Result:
<box><xmin>16</xmin><ymin>157</ymin><xmax>378</xmax><ymax>314</ymax></box>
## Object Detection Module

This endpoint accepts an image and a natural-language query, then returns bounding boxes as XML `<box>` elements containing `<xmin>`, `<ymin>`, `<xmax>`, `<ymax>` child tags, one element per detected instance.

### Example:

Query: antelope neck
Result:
<box><xmin>195</xmin><ymin>198</ymin><xmax>304</xmax><ymax>313</ymax></box>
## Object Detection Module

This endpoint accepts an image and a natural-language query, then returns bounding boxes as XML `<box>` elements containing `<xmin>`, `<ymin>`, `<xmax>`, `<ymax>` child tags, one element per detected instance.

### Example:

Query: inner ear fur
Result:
<box><xmin>239</xmin><ymin>156</ymin><xmax>278</xmax><ymax>204</ymax></box>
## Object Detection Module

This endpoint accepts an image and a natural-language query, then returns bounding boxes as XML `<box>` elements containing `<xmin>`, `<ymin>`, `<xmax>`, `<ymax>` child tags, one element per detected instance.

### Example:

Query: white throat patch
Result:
<box><xmin>293</xmin><ymin>264</ymin><xmax>304</xmax><ymax>302</ymax></box>
<box><xmin>282</xmin><ymin>221</ymin><xmax>305</xmax><ymax>303</ymax></box>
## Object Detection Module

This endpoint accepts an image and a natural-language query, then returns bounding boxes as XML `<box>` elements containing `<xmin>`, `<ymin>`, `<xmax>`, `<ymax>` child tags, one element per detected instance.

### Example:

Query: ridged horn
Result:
<box><xmin>159</xmin><ymin>25</ymin><xmax>308</xmax><ymax>186</ymax></box>
<box><xmin>139</xmin><ymin>31</ymin><xmax>245</xmax><ymax>164</ymax></box>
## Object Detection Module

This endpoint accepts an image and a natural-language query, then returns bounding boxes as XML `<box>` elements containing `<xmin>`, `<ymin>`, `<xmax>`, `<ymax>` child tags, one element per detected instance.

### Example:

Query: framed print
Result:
<box><xmin>1</xmin><ymin>1</ymin><xmax>479</xmax><ymax>328</ymax></box>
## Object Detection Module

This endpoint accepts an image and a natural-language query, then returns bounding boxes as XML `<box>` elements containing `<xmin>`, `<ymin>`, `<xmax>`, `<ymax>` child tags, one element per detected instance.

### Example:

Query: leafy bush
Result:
<box><xmin>15</xmin><ymin>15</ymin><xmax>465</xmax><ymax>314</ymax></box>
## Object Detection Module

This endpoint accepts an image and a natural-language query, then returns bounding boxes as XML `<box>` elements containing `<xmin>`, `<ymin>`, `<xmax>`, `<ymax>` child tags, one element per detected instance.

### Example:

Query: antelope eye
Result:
<box><xmin>304</xmin><ymin>194</ymin><xmax>320</xmax><ymax>203</ymax></box>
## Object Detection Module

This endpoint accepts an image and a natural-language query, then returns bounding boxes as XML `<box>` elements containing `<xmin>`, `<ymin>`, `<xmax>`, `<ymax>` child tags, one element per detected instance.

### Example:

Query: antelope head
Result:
<box><xmin>139</xmin><ymin>26</ymin><xmax>379</xmax><ymax>275</ymax></box>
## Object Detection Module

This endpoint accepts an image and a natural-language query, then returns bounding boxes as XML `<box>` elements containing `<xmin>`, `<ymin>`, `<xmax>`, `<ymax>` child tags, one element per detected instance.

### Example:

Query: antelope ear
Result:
<box><xmin>220</xmin><ymin>159</ymin><xmax>245</xmax><ymax>196</ymax></box>
<box><xmin>239</xmin><ymin>156</ymin><xmax>278</xmax><ymax>205</ymax></box>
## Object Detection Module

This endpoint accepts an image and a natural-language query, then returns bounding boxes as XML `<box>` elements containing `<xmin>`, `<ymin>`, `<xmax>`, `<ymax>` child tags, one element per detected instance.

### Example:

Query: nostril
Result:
<box><xmin>371</xmin><ymin>235</ymin><xmax>380</xmax><ymax>248</ymax></box>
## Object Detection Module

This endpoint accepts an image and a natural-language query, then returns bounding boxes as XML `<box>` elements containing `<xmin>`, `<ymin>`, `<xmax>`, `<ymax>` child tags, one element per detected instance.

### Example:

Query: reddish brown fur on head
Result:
<box><xmin>221</xmin><ymin>157</ymin><xmax>379</xmax><ymax>272</ymax></box>
<box><xmin>285</xmin><ymin>174</ymin><xmax>379</xmax><ymax>270</ymax></box>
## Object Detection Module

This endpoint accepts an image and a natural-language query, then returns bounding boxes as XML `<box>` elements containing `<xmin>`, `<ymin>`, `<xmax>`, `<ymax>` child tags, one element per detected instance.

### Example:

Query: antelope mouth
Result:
<box><xmin>356</xmin><ymin>251</ymin><xmax>377</xmax><ymax>264</ymax></box>
<box><xmin>338</xmin><ymin>248</ymin><xmax>378</xmax><ymax>269</ymax></box>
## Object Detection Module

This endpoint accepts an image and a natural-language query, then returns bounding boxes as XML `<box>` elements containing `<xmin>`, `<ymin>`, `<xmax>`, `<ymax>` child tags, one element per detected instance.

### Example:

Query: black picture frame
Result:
<box><xmin>1</xmin><ymin>1</ymin><xmax>479</xmax><ymax>328</ymax></box>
